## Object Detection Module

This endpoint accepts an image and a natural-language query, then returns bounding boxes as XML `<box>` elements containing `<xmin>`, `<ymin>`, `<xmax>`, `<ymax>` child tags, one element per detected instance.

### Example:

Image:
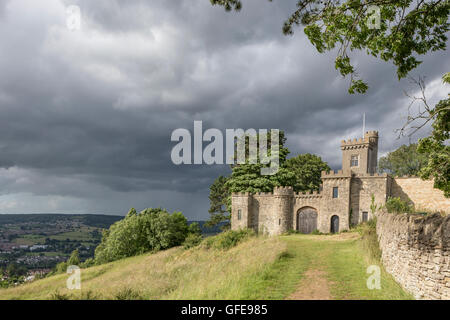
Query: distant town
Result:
<box><xmin>0</xmin><ymin>214</ymin><xmax>123</xmax><ymax>286</ymax></box>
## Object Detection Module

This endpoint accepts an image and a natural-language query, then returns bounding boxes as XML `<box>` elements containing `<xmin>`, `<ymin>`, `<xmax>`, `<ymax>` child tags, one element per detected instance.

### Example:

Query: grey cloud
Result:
<box><xmin>0</xmin><ymin>0</ymin><xmax>447</xmax><ymax>218</ymax></box>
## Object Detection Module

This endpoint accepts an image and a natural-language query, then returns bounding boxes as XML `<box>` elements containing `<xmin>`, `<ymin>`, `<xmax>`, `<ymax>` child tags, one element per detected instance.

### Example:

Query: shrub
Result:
<box><xmin>114</xmin><ymin>287</ymin><xmax>144</xmax><ymax>300</ymax></box>
<box><xmin>204</xmin><ymin>229</ymin><xmax>255</xmax><ymax>250</ymax></box>
<box><xmin>357</xmin><ymin>218</ymin><xmax>381</xmax><ymax>262</ymax></box>
<box><xmin>94</xmin><ymin>208</ymin><xmax>189</xmax><ymax>264</ymax></box>
<box><xmin>385</xmin><ymin>197</ymin><xmax>414</xmax><ymax>214</ymax></box>
<box><xmin>67</xmin><ymin>249</ymin><xmax>80</xmax><ymax>266</ymax></box>
<box><xmin>80</xmin><ymin>258</ymin><xmax>95</xmax><ymax>269</ymax></box>
<box><xmin>50</xmin><ymin>291</ymin><xmax>70</xmax><ymax>300</ymax></box>
<box><xmin>183</xmin><ymin>233</ymin><xmax>203</xmax><ymax>249</ymax></box>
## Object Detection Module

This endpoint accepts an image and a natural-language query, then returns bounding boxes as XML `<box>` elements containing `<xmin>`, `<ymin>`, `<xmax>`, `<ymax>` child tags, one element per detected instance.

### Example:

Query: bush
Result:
<box><xmin>80</xmin><ymin>258</ymin><xmax>95</xmax><ymax>269</ymax></box>
<box><xmin>357</xmin><ymin>218</ymin><xmax>381</xmax><ymax>262</ymax></box>
<box><xmin>385</xmin><ymin>197</ymin><xmax>414</xmax><ymax>214</ymax></box>
<box><xmin>203</xmin><ymin>229</ymin><xmax>255</xmax><ymax>250</ymax></box>
<box><xmin>183</xmin><ymin>233</ymin><xmax>203</xmax><ymax>249</ymax></box>
<box><xmin>94</xmin><ymin>208</ymin><xmax>189</xmax><ymax>264</ymax></box>
<box><xmin>114</xmin><ymin>287</ymin><xmax>144</xmax><ymax>300</ymax></box>
<box><xmin>67</xmin><ymin>249</ymin><xmax>80</xmax><ymax>266</ymax></box>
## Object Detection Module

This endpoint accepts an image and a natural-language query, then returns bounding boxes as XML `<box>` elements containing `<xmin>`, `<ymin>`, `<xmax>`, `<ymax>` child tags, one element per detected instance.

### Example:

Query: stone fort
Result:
<box><xmin>231</xmin><ymin>131</ymin><xmax>450</xmax><ymax>235</ymax></box>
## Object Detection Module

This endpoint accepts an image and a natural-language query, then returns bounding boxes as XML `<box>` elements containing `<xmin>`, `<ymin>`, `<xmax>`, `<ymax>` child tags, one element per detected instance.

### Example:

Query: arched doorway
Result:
<box><xmin>297</xmin><ymin>207</ymin><xmax>318</xmax><ymax>234</ymax></box>
<box><xmin>330</xmin><ymin>215</ymin><xmax>339</xmax><ymax>233</ymax></box>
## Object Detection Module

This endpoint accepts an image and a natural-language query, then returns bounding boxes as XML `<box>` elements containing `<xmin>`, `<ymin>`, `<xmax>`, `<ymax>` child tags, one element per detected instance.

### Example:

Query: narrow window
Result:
<box><xmin>237</xmin><ymin>209</ymin><xmax>242</xmax><ymax>220</ymax></box>
<box><xmin>351</xmin><ymin>155</ymin><xmax>359</xmax><ymax>167</ymax></box>
<box><xmin>332</xmin><ymin>187</ymin><xmax>339</xmax><ymax>198</ymax></box>
<box><xmin>279</xmin><ymin>219</ymin><xmax>281</xmax><ymax>225</ymax></box>
<box><xmin>362</xmin><ymin>211</ymin><xmax>368</xmax><ymax>222</ymax></box>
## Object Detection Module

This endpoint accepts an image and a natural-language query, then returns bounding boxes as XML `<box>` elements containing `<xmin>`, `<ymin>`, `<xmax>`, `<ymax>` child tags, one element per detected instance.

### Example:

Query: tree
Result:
<box><xmin>94</xmin><ymin>208</ymin><xmax>190</xmax><ymax>264</ymax></box>
<box><xmin>417</xmin><ymin>73</ymin><xmax>450</xmax><ymax>197</ymax></box>
<box><xmin>285</xmin><ymin>154</ymin><xmax>330</xmax><ymax>192</ymax></box>
<box><xmin>211</xmin><ymin>0</ymin><xmax>449</xmax><ymax>94</ymax></box>
<box><xmin>378</xmin><ymin>143</ymin><xmax>428</xmax><ymax>176</ymax></box>
<box><xmin>224</xmin><ymin>131</ymin><xmax>296</xmax><ymax>207</ymax></box>
<box><xmin>67</xmin><ymin>249</ymin><xmax>80</xmax><ymax>266</ymax></box>
<box><xmin>206</xmin><ymin>176</ymin><xmax>231</xmax><ymax>229</ymax></box>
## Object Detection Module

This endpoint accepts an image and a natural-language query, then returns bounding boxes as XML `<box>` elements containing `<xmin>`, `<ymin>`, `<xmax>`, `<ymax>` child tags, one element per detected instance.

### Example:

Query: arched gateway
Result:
<box><xmin>296</xmin><ymin>207</ymin><xmax>318</xmax><ymax>234</ymax></box>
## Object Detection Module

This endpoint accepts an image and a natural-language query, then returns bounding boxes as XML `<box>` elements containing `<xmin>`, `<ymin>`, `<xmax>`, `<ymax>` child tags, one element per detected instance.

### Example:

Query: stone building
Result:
<box><xmin>231</xmin><ymin>131</ymin><xmax>450</xmax><ymax>235</ymax></box>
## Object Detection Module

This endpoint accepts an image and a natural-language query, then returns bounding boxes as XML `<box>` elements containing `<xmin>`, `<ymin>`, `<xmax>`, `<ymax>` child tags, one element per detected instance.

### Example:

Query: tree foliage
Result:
<box><xmin>210</xmin><ymin>0</ymin><xmax>449</xmax><ymax>93</ymax></box>
<box><xmin>206</xmin><ymin>176</ymin><xmax>231</xmax><ymax>229</ymax></box>
<box><xmin>378</xmin><ymin>143</ymin><xmax>428</xmax><ymax>176</ymax></box>
<box><xmin>417</xmin><ymin>73</ymin><xmax>450</xmax><ymax>197</ymax></box>
<box><xmin>285</xmin><ymin>154</ymin><xmax>330</xmax><ymax>191</ymax></box>
<box><xmin>94</xmin><ymin>208</ymin><xmax>189</xmax><ymax>264</ymax></box>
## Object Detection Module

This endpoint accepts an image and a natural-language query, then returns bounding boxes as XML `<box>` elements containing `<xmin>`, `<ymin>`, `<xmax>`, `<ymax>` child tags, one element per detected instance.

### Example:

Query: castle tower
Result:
<box><xmin>272</xmin><ymin>187</ymin><xmax>294</xmax><ymax>234</ymax></box>
<box><xmin>230</xmin><ymin>192</ymin><xmax>252</xmax><ymax>231</ymax></box>
<box><xmin>341</xmin><ymin>131</ymin><xmax>379</xmax><ymax>175</ymax></box>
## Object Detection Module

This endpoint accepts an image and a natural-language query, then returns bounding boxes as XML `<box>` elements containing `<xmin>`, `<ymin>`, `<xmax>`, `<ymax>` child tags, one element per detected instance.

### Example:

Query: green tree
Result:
<box><xmin>225</xmin><ymin>131</ymin><xmax>296</xmax><ymax>206</ymax></box>
<box><xmin>285</xmin><ymin>153</ymin><xmax>330</xmax><ymax>192</ymax></box>
<box><xmin>188</xmin><ymin>222</ymin><xmax>202</xmax><ymax>235</ymax></box>
<box><xmin>206</xmin><ymin>176</ymin><xmax>231</xmax><ymax>228</ymax></box>
<box><xmin>378</xmin><ymin>143</ymin><xmax>428</xmax><ymax>176</ymax></box>
<box><xmin>417</xmin><ymin>73</ymin><xmax>450</xmax><ymax>197</ymax></box>
<box><xmin>211</xmin><ymin>0</ymin><xmax>449</xmax><ymax>94</ymax></box>
<box><xmin>67</xmin><ymin>249</ymin><xmax>80</xmax><ymax>266</ymax></box>
<box><xmin>6</xmin><ymin>263</ymin><xmax>27</xmax><ymax>277</ymax></box>
<box><xmin>94</xmin><ymin>208</ymin><xmax>190</xmax><ymax>264</ymax></box>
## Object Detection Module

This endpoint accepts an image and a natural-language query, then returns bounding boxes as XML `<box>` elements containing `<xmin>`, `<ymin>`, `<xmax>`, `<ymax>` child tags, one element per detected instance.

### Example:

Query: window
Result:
<box><xmin>362</xmin><ymin>211</ymin><xmax>368</xmax><ymax>222</ymax></box>
<box><xmin>332</xmin><ymin>187</ymin><xmax>339</xmax><ymax>198</ymax></box>
<box><xmin>237</xmin><ymin>209</ymin><xmax>242</xmax><ymax>220</ymax></box>
<box><xmin>351</xmin><ymin>155</ymin><xmax>359</xmax><ymax>167</ymax></box>
<box><xmin>279</xmin><ymin>219</ymin><xmax>281</xmax><ymax>225</ymax></box>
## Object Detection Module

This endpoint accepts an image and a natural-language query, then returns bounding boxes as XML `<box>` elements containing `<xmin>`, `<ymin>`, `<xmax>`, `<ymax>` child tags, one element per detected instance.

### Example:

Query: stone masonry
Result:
<box><xmin>376</xmin><ymin>211</ymin><xmax>450</xmax><ymax>300</ymax></box>
<box><xmin>231</xmin><ymin>131</ymin><xmax>450</xmax><ymax>235</ymax></box>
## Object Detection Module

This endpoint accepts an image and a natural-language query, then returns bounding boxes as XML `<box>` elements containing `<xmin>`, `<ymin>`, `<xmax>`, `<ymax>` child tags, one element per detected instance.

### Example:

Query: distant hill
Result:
<box><xmin>0</xmin><ymin>214</ymin><xmax>124</xmax><ymax>229</ymax></box>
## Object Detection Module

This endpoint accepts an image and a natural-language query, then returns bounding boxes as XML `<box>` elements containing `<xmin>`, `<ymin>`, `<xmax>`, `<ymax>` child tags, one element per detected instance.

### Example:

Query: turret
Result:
<box><xmin>273</xmin><ymin>187</ymin><xmax>293</xmax><ymax>234</ymax></box>
<box><xmin>341</xmin><ymin>131</ymin><xmax>379</xmax><ymax>175</ymax></box>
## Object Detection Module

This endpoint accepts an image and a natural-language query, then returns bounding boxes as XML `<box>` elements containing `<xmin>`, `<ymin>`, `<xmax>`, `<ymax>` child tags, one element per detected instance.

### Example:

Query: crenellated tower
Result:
<box><xmin>272</xmin><ymin>186</ymin><xmax>294</xmax><ymax>234</ymax></box>
<box><xmin>341</xmin><ymin>131</ymin><xmax>379</xmax><ymax>175</ymax></box>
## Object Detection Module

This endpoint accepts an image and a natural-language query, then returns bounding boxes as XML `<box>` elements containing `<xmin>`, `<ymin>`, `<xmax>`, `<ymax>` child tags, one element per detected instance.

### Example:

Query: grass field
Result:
<box><xmin>0</xmin><ymin>231</ymin><xmax>412</xmax><ymax>300</ymax></box>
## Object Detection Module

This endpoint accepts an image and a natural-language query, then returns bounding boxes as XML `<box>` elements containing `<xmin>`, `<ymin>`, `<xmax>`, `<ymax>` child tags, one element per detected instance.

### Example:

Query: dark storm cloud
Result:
<box><xmin>0</xmin><ymin>0</ymin><xmax>448</xmax><ymax>218</ymax></box>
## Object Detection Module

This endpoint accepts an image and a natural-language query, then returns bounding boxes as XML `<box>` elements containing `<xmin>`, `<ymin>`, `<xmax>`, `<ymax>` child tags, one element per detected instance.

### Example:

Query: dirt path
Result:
<box><xmin>287</xmin><ymin>268</ymin><xmax>333</xmax><ymax>300</ymax></box>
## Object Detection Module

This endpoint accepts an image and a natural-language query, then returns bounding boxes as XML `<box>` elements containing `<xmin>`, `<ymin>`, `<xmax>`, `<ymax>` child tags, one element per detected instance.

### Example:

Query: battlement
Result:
<box><xmin>273</xmin><ymin>186</ymin><xmax>294</xmax><ymax>196</ymax></box>
<box><xmin>341</xmin><ymin>131</ymin><xmax>379</xmax><ymax>148</ymax></box>
<box><xmin>365</xmin><ymin>130</ymin><xmax>378</xmax><ymax>137</ymax></box>
<box><xmin>295</xmin><ymin>190</ymin><xmax>322</xmax><ymax>198</ymax></box>
<box><xmin>341</xmin><ymin>137</ymin><xmax>366</xmax><ymax>146</ymax></box>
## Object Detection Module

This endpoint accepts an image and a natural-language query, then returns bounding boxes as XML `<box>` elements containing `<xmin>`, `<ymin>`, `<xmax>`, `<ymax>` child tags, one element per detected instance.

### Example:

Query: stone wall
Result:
<box><xmin>376</xmin><ymin>211</ymin><xmax>450</xmax><ymax>300</ymax></box>
<box><xmin>390</xmin><ymin>177</ymin><xmax>450</xmax><ymax>215</ymax></box>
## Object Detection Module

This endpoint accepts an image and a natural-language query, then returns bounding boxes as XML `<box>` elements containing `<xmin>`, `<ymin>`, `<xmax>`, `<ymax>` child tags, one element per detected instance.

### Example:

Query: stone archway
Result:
<box><xmin>297</xmin><ymin>207</ymin><xmax>318</xmax><ymax>234</ymax></box>
<box><xmin>330</xmin><ymin>215</ymin><xmax>339</xmax><ymax>233</ymax></box>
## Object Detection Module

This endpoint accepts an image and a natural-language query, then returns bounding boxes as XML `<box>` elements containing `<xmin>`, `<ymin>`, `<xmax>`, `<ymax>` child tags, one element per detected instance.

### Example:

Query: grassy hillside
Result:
<box><xmin>0</xmin><ymin>232</ymin><xmax>413</xmax><ymax>300</ymax></box>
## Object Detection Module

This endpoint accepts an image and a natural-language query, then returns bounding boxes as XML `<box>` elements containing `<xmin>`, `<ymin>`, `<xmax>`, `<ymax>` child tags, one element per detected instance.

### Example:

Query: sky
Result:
<box><xmin>0</xmin><ymin>0</ymin><xmax>448</xmax><ymax>219</ymax></box>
